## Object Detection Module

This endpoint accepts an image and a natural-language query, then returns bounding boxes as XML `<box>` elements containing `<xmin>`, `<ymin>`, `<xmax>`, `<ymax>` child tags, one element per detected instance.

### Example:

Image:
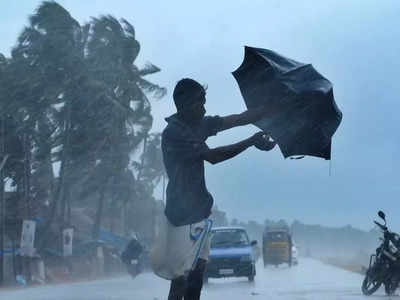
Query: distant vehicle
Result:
<box><xmin>121</xmin><ymin>237</ymin><xmax>144</xmax><ymax>278</ymax></box>
<box><xmin>205</xmin><ymin>227</ymin><xmax>257</xmax><ymax>282</ymax></box>
<box><xmin>291</xmin><ymin>242</ymin><xmax>299</xmax><ymax>266</ymax></box>
<box><xmin>262</xmin><ymin>228</ymin><xmax>293</xmax><ymax>267</ymax></box>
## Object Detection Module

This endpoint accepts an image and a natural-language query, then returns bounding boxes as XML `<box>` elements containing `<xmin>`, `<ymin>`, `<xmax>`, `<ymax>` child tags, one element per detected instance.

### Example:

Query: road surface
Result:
<box><xmin>0</xmin><ymin>258</ymin><xmax>392</xmax><ymax>300</ymax></box>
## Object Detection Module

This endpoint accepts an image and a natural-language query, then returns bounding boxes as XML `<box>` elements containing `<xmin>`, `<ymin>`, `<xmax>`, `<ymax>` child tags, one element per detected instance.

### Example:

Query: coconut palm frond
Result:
<box><xmin>138</xmin><ymin>63</ymin><xmax>161</xmax><ymax>77</ymax></box>
<box><xmin>91</xmin><ymin>15</ymin><xmax>124</xmax><ymax>39</ymax></box>
<box><xmin>0</xmin><ymin>53</ymin><xmax>7</xmax><ymax>64</ymax></box>
<box><xmin>15</xmin><ymin>27</ymin><xmax>42</xmax><ymax>50</ymax></box>
<box><xmin>120</xmin><ymin>18</ymin><xmax>136</xmax><ymax>39</ymax></box>
<box><xmin>137</xmin><ymin>77</ymin><xmax>167</xmax><ymax>99</ymax></box>
<box><xmin>80</xmin><ymin>23</ymin><xmax>91</xmax><ymax>50</ymax></box>
<box><xmin>30</xmin><ymin>1</ymin><xmax>80</xmax><ymax>33</ymax></box>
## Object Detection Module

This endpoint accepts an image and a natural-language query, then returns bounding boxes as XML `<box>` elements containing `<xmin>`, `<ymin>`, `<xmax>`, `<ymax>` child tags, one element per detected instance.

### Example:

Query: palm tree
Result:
<box><xmin>11</xmin><ymin>2</ymin><xmax>86</xmax><ymax>234</ymax></box>
<box><xmin>1</xmin><ymin>2</ymin><xmax>167</xmax><ymax>247</ymax></box>
<box><xmin>83</xmin><ymin>15</ymin><xmax>166</xmax><ymax>238</ymax></box>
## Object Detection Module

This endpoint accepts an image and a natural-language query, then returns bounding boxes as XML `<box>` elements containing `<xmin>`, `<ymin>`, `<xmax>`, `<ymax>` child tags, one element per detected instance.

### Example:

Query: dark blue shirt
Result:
<box><xmin>162</xmin><ymin>114</ymin><xmax>223</xmax><ymax>226</ymax></box>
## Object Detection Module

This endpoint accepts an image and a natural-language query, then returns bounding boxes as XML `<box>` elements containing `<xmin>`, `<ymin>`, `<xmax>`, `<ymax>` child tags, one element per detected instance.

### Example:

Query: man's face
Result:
<box><xmin>190</xmin><ymin>98</ymin><xmax>206</xmax><ymax>121</ymax></box>
<box><xmin>182</xmin><ymin>91</ymin><xmax>206</xmax><ymax>122</ymax></box>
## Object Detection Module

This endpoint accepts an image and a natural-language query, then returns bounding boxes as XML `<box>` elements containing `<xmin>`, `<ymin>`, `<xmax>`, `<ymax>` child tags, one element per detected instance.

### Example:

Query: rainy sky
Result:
<box><xmin>2</xmin><ymin>0</ymin><xmax>400</xmax><ymax>230</ymax></box>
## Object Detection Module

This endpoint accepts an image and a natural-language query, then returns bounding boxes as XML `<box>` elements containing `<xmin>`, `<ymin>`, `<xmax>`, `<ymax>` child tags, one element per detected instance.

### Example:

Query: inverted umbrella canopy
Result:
<box><xmin>232</xmin><ymin>46</ymin><xmax>342</xmax><ymax>160</ymax></box>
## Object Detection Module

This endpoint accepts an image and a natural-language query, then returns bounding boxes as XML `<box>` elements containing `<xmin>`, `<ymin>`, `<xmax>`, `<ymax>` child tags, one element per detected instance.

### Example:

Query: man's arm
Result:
<box><xmin>203</xmin><ymin>137</ymin><xmax>253</xmax><ymax>165</ymax></box>
<box><xmin>220</xmin><ymin>104</ymin><xmax>279</xmax><ymax>132</ymax></box>
<box><xmin>203</xmin><ymin>132</ymin><xmax>275</xmax><ymax>165</ymax></box>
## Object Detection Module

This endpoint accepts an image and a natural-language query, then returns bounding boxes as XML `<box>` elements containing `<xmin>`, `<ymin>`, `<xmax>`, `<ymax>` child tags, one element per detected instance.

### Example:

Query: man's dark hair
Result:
<box><xmin>173</xmin><ymin>78</ymin><xmax>206</xmax><ymax>111</ymax></box>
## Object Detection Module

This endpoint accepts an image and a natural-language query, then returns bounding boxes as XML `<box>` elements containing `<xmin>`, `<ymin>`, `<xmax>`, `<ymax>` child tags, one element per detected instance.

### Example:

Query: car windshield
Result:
<box><xmin>211</xmin><ymin>229</ymin><xmax>249</xmax><ymax>248</ymax></box>
<box><xmin>265</xmin><ymin>231</ymin><xmax>289</xmax><ymax>242</ymax></box>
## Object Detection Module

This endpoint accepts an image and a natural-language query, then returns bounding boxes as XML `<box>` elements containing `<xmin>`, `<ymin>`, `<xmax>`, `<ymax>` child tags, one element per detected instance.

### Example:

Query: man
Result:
<box><xmin>161</xmin><ymin>78</ymin><xmax>277</xmax><ymax>300</ymax></box>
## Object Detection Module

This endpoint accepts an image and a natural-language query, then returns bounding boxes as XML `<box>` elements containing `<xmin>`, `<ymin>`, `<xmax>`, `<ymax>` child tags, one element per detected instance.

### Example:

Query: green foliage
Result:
<box><xmin>0</xmin><ymin>1</ymin><xmax>166</xmax><ymax>241</ymax></box>
<box><xmin>135</xmin><ymin>133</ymin><xmax>165</xmax><ymax>188</ymax></box>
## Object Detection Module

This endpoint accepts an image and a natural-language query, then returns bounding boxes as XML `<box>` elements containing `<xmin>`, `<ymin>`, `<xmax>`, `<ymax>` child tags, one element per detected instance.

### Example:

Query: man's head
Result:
<box><xmin>173</xmin><ymin>78</ymin><xmax>206</xmax><ymax>122</ymax></box>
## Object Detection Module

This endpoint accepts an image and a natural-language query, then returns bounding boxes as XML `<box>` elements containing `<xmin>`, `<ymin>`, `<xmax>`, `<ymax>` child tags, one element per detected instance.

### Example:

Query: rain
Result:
<box><xmin>1</xmin><ymin>1</ymin><xmax>400</xmax><ymax>299</ymax></box>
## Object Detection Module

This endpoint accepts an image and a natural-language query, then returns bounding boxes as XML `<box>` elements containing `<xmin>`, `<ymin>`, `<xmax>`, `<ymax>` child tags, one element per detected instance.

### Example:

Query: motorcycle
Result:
<box><xmin>362</xmin><ymin>211</ymin><xmax>400</xmax><ymax>296</ymax></box>
<box><xmin>121</xmin><ymin>238</ymin><xmax>144</xmax><ymax>278</ymax></box>
<box><xmin>125</xmin><ymin>256</ymin><xmax>142</xmax><ymax>278</ymax></box>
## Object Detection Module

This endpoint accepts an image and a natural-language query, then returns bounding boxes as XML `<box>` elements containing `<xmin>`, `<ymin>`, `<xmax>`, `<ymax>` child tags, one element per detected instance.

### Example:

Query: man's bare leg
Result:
<box><xmin>168</xmin><ymin>276</ymin><xmax>186</xmax><ymax>300</ymax></box>
<box><xmin>184</xmin><ymin>259</ymin><xmax>207</xmax><ymax>300</ymax></box>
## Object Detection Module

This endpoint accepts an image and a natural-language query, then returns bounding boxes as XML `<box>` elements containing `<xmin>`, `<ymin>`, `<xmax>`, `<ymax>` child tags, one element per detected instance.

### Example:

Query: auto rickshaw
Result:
<box><xmin>262</xmin><ymin>228</ymin><xmax>292</xmax><ymax>267</ymax></box>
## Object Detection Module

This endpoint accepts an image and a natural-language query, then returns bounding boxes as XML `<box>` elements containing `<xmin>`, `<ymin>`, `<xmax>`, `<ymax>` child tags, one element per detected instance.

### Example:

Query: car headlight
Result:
<box><xmin>240</xmin><ymin>255</ymin><xmax>252</xmax><ymax>262</ymax></box>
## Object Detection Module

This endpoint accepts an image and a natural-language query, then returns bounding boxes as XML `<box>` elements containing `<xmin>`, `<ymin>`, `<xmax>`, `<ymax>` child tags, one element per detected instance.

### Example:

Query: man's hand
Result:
<box><xmin>250</xmin><ymin>132</ymin><xmax>276</xmax><ymax>151</ymax></box>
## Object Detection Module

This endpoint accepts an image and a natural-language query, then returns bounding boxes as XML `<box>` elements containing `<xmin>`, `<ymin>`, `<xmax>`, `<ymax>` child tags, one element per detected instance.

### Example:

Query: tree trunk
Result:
<box><xmin>23</xmin><ymin>134</ymin><xmax>32</xmax><ymax>218</ymax></box>
<box><xmin>67</xmin><ymin>190</ymin><xmax>71</xmax><ymax>225</ymax></box>
<box><xmin>92</xmin><ymin>187</ymin><xmax>106</xmax><ymax>239</ymax></box>
<box><xmin>37</xmin><ymin>119</ymin><xmax>69</xmax><ymax>248</ymax></box>
<box><xmin>137</xmin><ymin>135</ymin><xmax>148</xmax><ymax>181</ymax></box>
<box><xmin>122</xmin><ymin>200</ymin><xmax>128</xmax><ymax>236</ymax></box>
<box><xmin>59</xmin><ymin>98</ymin><xmax>72</xmax><ymax>225</ymax></box>
<box><xmin>0</xmin><ymin>118</ymin><xmax>5</xmax><ymax>285</ymax></box>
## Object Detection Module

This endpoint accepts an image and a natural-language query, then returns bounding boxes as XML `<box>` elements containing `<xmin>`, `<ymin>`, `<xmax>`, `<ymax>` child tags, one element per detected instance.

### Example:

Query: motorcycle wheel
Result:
<box><xmin>127</xmin><ymin>264</ymin><xmax>138</xmax><ymax>279</ymax></box>
<box><xmin>362</xmin><ymin>272</ymin><xmax>382</xmax><ymax>296</ymax></box>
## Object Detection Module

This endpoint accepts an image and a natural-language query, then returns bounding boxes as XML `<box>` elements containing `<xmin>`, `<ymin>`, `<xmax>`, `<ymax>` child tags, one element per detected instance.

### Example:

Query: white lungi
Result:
<box><xmin>150</xmin><ymin>214</ymin><xmax>212</xmax><ymax>280</ymax></box>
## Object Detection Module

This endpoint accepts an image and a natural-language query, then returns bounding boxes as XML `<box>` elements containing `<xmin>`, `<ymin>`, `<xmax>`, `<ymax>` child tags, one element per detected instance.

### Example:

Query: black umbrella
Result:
<box><xmin>232</xmin><ymin>46</ymin><xmax>342</xmax><ymax>160</ymax></box>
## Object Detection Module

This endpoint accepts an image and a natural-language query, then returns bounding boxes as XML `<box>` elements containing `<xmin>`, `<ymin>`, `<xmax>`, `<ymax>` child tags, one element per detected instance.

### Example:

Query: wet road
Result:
<box><xmin>0</xmin><ymin>258</ymin><xmax>390</xmax><ymax>300</ymax></box>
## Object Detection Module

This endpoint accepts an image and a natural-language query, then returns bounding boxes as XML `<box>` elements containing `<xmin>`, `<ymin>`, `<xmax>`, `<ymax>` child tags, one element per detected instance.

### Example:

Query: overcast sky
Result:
<box><xmin>2</xmin><ymin>1</ymin><xmax>400</xmax><ymax>230</ymax></box>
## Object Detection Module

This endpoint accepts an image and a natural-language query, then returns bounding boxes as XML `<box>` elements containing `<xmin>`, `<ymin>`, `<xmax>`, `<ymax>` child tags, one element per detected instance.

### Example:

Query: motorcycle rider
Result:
<box><xmin>121</xmin><ymin>233</ymin><xmax>143</xmax><ymax>277</ymax></box>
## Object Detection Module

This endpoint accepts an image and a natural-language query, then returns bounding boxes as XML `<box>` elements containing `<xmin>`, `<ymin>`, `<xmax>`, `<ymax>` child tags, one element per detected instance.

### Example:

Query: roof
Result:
<box><xmin>264</xmin><ymin>228</ymin><xmax>290</xmax><ymax>233</ymax></box>
<box><xmin>211</xmin><ymin>226</ymin><xmax>246</xmax><ymax>231</ymax></box>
